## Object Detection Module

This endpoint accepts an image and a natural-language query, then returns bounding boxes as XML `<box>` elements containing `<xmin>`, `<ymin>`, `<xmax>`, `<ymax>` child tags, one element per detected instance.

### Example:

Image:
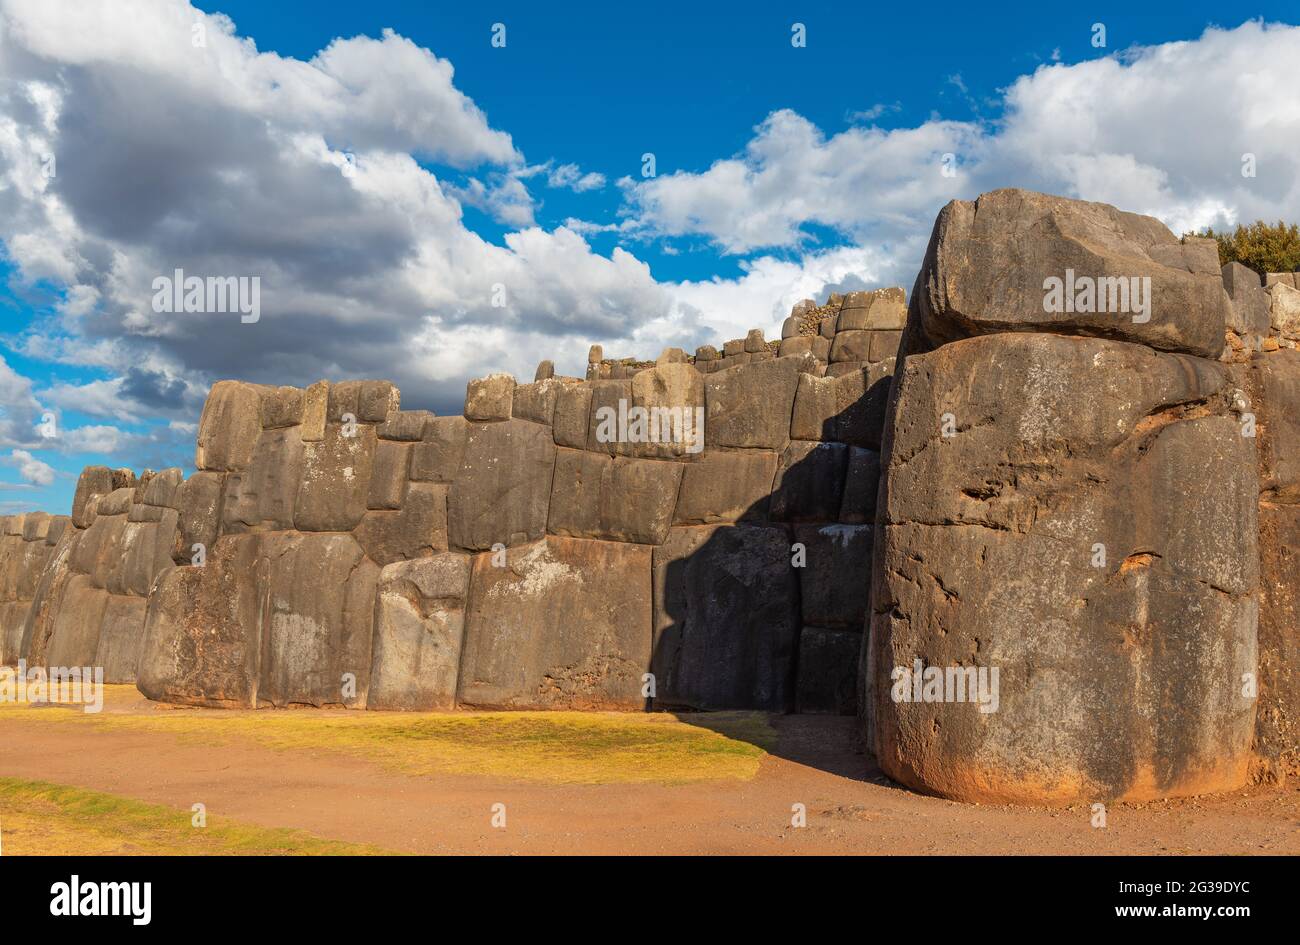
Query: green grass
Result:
<box><xmin>0</xmin><ymin>686</ymin><xmax>776</xmax><ymax>784</ymax></box>
<box><xmin>0</xmin><ymin>778</ymin><xmax>392</xmax><ymax>855</ymax></box>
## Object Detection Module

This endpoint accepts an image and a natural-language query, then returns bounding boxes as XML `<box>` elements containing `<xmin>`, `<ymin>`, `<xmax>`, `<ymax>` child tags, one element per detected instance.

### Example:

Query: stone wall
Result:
<box><xmin>0</xmin><ymin>512</ymin><xmax>70</xmax><ymax>664</ymax></box>
<box><xmin>8</xmin><ymin>467</ymin><xmax>185</xmax><ymax>684</ymax></box>
<box><xmin>3</xmin><ymin>187</ymin><xmax>1297</xmax><ymax>809</ymax></box>
<box><xmin>3</xmin><ymin>311</ymin><xmax>896</xmax><ymax>715</ymax></box>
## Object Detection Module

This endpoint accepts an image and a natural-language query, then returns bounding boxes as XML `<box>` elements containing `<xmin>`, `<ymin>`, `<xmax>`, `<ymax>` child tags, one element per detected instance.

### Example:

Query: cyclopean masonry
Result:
<box><xmin>2</xmin><ymin>188</ymin><xmax>1296</xmax><ymax>808</ymax></box>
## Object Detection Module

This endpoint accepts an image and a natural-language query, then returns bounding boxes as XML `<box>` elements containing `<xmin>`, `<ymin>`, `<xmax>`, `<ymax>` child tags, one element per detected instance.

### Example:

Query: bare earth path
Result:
<box><xmin>2</xmin><ymin>701</ymin><xmax>1296</xmax><ymax>855</ymax></box>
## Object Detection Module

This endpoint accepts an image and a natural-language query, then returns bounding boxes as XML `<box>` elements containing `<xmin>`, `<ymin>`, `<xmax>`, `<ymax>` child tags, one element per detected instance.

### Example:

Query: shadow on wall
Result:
<box><xmin>649</xmin><ymin>374</ymin><xmax>894</xmax><ymax>781</ymax></box>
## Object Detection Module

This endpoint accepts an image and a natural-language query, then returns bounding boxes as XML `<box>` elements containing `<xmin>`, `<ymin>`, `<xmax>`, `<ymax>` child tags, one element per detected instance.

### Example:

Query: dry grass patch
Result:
<box><xmin>0</xmin><ymin>778</ymin><xmax>390</xmax><ymax>855</ymax></box>
<box><xmin>0</xmin><ymin>686</ymin><xmax>775</xmax><ymax>784</ymax></box>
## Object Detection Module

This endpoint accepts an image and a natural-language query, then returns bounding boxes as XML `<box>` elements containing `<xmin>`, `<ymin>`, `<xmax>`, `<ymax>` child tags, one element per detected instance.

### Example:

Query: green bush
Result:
<box><xmin>1187</xmin><ymin>221</ymin><xmax>1300</xmax><ymax>276</ymax></box>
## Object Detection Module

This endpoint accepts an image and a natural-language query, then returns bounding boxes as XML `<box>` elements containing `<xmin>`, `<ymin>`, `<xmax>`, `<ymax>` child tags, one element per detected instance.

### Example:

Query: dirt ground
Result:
<box><xmin>2</xmin><ymin>695</ymin><xmax>1297</xmax><ymax>855</ymax></box>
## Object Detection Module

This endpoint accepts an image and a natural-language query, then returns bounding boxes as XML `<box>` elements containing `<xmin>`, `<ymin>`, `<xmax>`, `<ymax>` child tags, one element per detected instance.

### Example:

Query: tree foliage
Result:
<box><xmin>1187</xmin><ymin>220</ymin><xmax>1300</xmax><ymax>276</ymax></box>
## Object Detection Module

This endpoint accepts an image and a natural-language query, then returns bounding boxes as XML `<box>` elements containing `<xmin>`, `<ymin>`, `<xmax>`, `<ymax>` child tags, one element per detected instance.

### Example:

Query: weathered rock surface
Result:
<box><xmin>369</xmin><ymin>554</ymin><xmax>472</xmax><ymax>710</ymax></box>
<box><xmin>869</xmin><ymin>332</ymin><xmax>1257</xmax><ymax>804</ymax></box>
<box><xmin>458</xmin><ymin>537</ymin><xmax>652</xmax><ymax>708</ymax></box>
<box><xmin>465</xmin><ymin>373</ymin><xmax>516</xmax><ymax>422</ymax></box>
<box><xmin>353</xmin><ymin>482</ymin><xmax>448</xmax><ymax>565</ymax></box>
<box><xmin>137</xmin><ymin>535</ymin><xmax>270</xmax><ymax>708</ymax></box>
<box><xmin>771</xmin><ymin>441</ymin><xmax>848</xmax><ymax>522</ymax></box>
<box><xmin>793</xmin><ymin>524</ymin><xmax>872</xmax><ymax>627</ymax></box>
<box><xmin>912</xmin><ymin>189</ymin><xmax>1230</xmax><ymax>358</ymax></box>
<box><xmin>95</xmin><ymin>593</ymin><xmax>149</xmax><ymax>683</ymax></box>
<box><xmin>673</xmin><ymin>449</ymin><xmax>777</xmax><ymax>524</ymax></box>
<box><xmin>294</xmin><ymin>423</ymin><xmax>376</xmax><ymax>532</ymax></box>
<box><xmin>448</xmin><ymin>420</ymin><xmax>556</xmax><ymax>551</ymax></box>
<box><xmin>547</xmin><ymin>449</ymin><xmax>682</xmax><ymax>544</ymax></box>
<box><xmin>224</xmin><ymin>428</ymin><xmax>304</xmax><ymax>531</ymax></box>
<box><xmin>259</xmin><ymin>533</ymin><xmax>379</xmax><ymax>708</ymax></box>
<box><xmin>195</xmin><ymin>380</ymin><xmax>263</xmax><ymax>471</ymax></box>
<box><xmin>652</xmin><ymin>524</ymin><xmax>799</xmax><ymax>710</ymax></box>
<box><xmin>704</xmin><ymin>355</ymin><xmax>806</xmax><ymax>450</ymax></box>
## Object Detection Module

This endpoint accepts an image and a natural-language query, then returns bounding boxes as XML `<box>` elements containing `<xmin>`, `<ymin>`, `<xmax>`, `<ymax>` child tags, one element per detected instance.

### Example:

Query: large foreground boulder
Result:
<box><xmin>868</xmin><ymin>332</ymin><xmax>1257</xmax><ymax>804</ymax></box>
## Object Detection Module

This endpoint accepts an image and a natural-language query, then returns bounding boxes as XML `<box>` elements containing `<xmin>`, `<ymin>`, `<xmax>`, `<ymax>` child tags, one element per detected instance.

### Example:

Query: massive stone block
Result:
<box><xmin>513</xmin><ymin>378</ymin><xmax>562</xmax><ymax>426</ymax></box>
<box><xmin>553</xmin><ymin>383</ymin><xmax>593</xmax><ymax>449</ymax></box>
<box><xmin>17</xmin><ymin>529</ymin><xmax>80</xmax><ymax>667</ymax></box>
<box><xmin>95</xmin><ymin>593</ymin><xmax>149</xmax><ymax>683</ymax></box>
<box><xmin>673</xmin><ymin>449</ymin><xmax>777</xmax><ymax>524</ymax></box>
<box><xmin>547</xmin><ymin>449</ymin><xmax>682</xmax><ymax>544</ymax></box>
<box><xmin>829</xmin><ymin>329</ymin><xmax>872</xmax><ymax>363</ymax></box>
<box><xmin>790</xmin><ymin>361</ymin><xmax>893</xmax><ymax>449</ymax></box>
<box><xmin>652</xmin><ymin>523</ymin><xmax>800</xmax><ymax>710</ymax></box>
<box><xmin>195</xmin><ymin>380</ymin><xmax>263</xmax><ymax>471</ymax></box>
<box><xmin>409</xmin><ymin>416</ymin><xmax>469</xmax><ymax>483</ymax></box>
<box><xmin>1257</xmin><ymin>506</ymin><xmax>1300</xmax><ymax>778</ymax></box>
<box><xmin>620</xmin><ymin>363</ymin><xmax>705</xmax><ymax>459</ymax></box>
<box><xmin>259</xmin><ymin>533</ymin><xmax>379</xmax><ymax>708</ymax></box>
<box><xmin>793</xmin><ymin>524</ymin><xmax>872</xmax><ymax>627</ymax></box>
<box><xmin>117</xmin><ymin>510</ymin><xmax>178</xmax><ymax>597</ymax></box>
<box><xmin>71</xmin><ymin>467</ymin><xmax>115</xmax><ymax>528</ymax></box>
<box><xmin>1271</xmin><ymin>283</ymin><xmax>1300</xmax><ymax>340</ymax></box>
<box><xmin>839</xmin><ymin>447</ymin><xmax>881</xmax><ymax>524</ymax></box>
<box><xmin>0</xmin><ymin>601</ymin><xmax>29</xmax><ymax>666</ymax></box>
<box><xmin>703</xmin><ymin>355</ymin><xmax>809</xmax><ymax>450</ymax></box>
<box><xmin>294</xmin><ymin>423</ymin><xmax>376</xmax><ymax>532</ymax></box>
<box><xmin>465</xmin><ymin>373</ymin><xmax>515</xmax><ymax>422</ymax></box>
<box><xmin>223</xmin><ymin>427</ymin><xmax>304</xmax><ymax>531</ymax></box>
<box><xmin>261</xmin><ymin>386</ymin><xmax>305</xmax><ymax>429</ymax></box>
<box><xmin>369</xmin><ymin>553</ymin><xmax>472</xmax><ymax>710</ymax></box>
<box><xmin>137</xmin><ymin>535</ymin><xmax>270</xmax><ymax>708</ymax></box>
<box><xmin>1222</xmin><ymin>261</ymin><xmax>1271</xmax><ymax>351</ymax></box>
<box><xmin>356</xmin><ymin>380</ymin><xmax>400</xmax><ymax>423</ymax></box>
<box><xmin>583</xmin><ymin>379</ymin><xmax>632</xmax><ymax>452</ymax></box>
<box><xmin>1234</xmin><ymin>349</ymin><xmax>1300</xmax><ymax>779</ymax></box>
<box><xmin>301</xmin><ymin>380</ymin><xmax>329</xmax><ymax>441</ymax></box>
<box><xmin>377</xmin><ymin>409</ymin><xmax>434</xmax><ymax>442</ymax></box>
<box><xmin>1253</xmin><ymin>350</ymin><xmax>1300</xmax><ymax>502</ymax></box>
<box><xmin>448</xmin><ymin>420</ymin><xmax>556</xmax><ymax>551</ymax></box>
<box><xmin>353</xmin><ymin>482</ymin><xmax>448</xmax><ymax>565</ymax></box>
<box><xmin>458</xmin><ymin>537</ymin><xmax>652</xmax><ymax>708</ymax></box>
<box><xmin>176</xmin><ymin>471</ymin><xmax>224</xmax><ymax>563</ymax></box>
<box><xmin>368</xmin><ymin>440</ymin><xmax>411</xmax><ymax>511</ymax></box>
<box><xmin>141</xmin><ymin>467</ymin><xmax>183</xmax><ymax>510</ymax></box>
<box><xmin>44</xmin><ymin>574</ymin><xmax>109</xmax><ymax>668</ymax></box>
<box><xmin>868</xmin><ymin>332</ymin><xmax>1258</xmax><ymax>804</ymax></box>
<box><xmin>912</xmin><ymin>189</ymin><xmax>1230</xmax><ymax>358</ymax></box>
<box><xmin>770</xmin><ymin>441</ymin><xmax>847</xmax><ymax>522</ymax></box>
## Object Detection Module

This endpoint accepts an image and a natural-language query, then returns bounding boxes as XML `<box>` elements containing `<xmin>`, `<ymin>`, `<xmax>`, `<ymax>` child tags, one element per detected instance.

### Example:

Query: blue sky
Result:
<box><xmin>189</xmin><ymin>0</ymin><xmax>1297</xmax><ymax>284</ymax></box>
<box><xmin>2</xmin><ymin>0</ymin><xmax>1300</xmax><ymax>515</ymax></box>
